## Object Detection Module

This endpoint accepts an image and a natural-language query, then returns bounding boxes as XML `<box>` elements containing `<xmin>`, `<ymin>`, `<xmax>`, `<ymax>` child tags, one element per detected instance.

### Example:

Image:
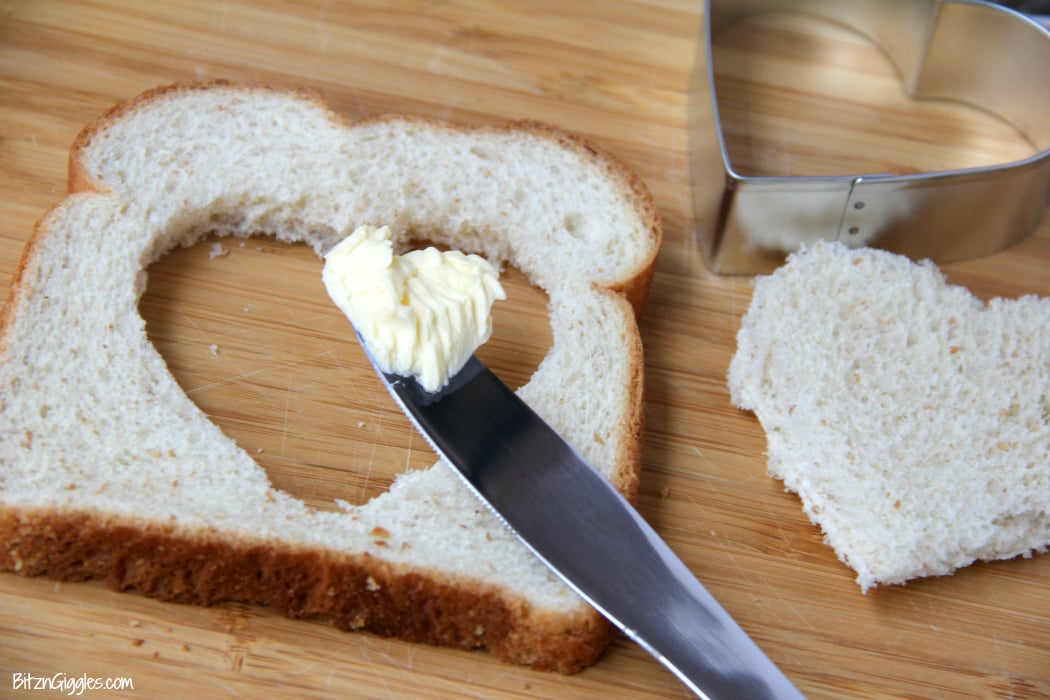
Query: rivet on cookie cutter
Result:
<box><xmin>691</xmin><ymin>0</ymin><xmax>1050</xmax><ymax>274</ymax></box>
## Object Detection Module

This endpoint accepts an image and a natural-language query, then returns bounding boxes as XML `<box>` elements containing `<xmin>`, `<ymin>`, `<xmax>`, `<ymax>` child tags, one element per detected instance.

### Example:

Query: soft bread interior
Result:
<box><xmin>728</xmin><ymin>241</ymin><xmax>1050</xmax><ymax>591</ymax></box>
<box><xmin>0</xmin><ymin>83</ymin><xmax>658</xmax><ymax>620</ymax></box>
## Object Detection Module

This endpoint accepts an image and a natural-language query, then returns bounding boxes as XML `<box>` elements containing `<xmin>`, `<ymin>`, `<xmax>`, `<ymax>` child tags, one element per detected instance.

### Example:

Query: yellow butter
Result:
<box><xmin>322</xmin><ymin>225</ymin><xmax>506</xmax><ymax>392</ymax></box>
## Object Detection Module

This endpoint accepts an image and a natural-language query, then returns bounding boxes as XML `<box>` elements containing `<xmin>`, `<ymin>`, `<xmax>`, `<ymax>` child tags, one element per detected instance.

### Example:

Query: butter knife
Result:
<box><xmin>360</xmin><ymin>340</ymin><xmax>806</xmax><ymax>700</ymax></box>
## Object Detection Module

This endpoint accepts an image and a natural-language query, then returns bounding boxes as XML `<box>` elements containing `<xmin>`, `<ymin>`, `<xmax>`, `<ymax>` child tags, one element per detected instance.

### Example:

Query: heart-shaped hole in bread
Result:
<box><xmin>711</xmin><ymin>13</ymin><xmax>1037</xmax><ymax>178</ymax></box>
<box><xmin>139</xmin><ymin>233</ymin><xmax>551</xmax><ymax>511</ymax></box>
<box><xmin>0</xmin><ymin>82</ymin><xmax>660</xmax><ymax>672</ymax></box>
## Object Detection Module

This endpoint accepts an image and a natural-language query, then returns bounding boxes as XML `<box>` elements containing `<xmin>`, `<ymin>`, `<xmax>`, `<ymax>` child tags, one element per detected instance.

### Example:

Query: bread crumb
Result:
<box><xmin>209</xmin><ymin>242</ymin><xmax>229</xmax><ymax>259</ymax></box>
<box><xmin>256</xmin><ymin>447</ymin><xmax>264</xmax><ymax>454</ymax></box>
<box><xmin>334</xmin><ymin>498</ymin><xmax>354</xmax><ymax>512</ymax></box>
<box><xmin>357</xmin><ymin>421</ymin><xmax>366</xmax><ymax>428</ymax></box>
<box><xmin>131</xmin><ymin>638</ymin><xmax>144</xmax><ymax>647</ymax></box>
<box><xmin>128</xmin><ymin>620</ymin><xmax>141</xmax><ymax>628</ymax></box>
<box><xmin>209</xmin><ymin>344</ymin><xmax>220</xmax><ymax>356</ymax></box>
<box><xmin>659</xmin><ymin>486</ymin><xmax>671</xmax><ymax>499</ymax></box>
<box><xmin>366</xmin><ymin>576</ymin><xmax>381</xmax><ymax>592</ymax></box>
<box><xmin>181</xmin><ymin>644</ymin><xmax>191</xmax><ymax>652</ymax></box>
<box><xmin>474</xmin><ymin>625</ymin><xmax>485</xmax><ymax>636</ymax></box>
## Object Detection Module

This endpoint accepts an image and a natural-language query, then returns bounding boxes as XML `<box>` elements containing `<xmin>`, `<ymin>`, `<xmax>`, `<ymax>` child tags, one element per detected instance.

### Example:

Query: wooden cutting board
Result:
<box><xmin>2</xmin><ymin>2</ymin><xmax>1048</xmax><ymax>698</ymax></box>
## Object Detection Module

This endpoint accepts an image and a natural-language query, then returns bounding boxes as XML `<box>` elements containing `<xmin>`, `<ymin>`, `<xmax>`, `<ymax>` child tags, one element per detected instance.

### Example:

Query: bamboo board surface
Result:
<box><xmin>2</xmin><ymin>2</ymin><xmax>1049</xmax><ymax>698</ymax></box>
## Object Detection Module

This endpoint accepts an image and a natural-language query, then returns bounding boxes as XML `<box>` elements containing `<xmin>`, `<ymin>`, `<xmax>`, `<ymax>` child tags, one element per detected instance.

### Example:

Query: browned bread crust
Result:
<box><xmin>0</xmin><ymin>506</ymin><xmax>610</xmax><ymax>672</ymax></box>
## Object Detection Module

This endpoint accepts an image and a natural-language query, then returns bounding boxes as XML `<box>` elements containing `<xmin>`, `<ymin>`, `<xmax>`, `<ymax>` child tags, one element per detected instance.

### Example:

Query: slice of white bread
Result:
<box><xmin>728</xmin><ymin>241</ymin><xmax>1050</xmax><ymax>592</ymax></box>
<box><xmin>0</xmin><ymin>81</ymin><xmax>660</xmax><ymax>672</ymax></box>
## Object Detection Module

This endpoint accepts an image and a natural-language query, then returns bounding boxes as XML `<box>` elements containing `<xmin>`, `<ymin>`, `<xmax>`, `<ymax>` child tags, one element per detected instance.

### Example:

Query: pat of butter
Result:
<box><xmin>322</xmin><ymin>225</ymin><xmax>506</xmax><ymax>392</ymax></box>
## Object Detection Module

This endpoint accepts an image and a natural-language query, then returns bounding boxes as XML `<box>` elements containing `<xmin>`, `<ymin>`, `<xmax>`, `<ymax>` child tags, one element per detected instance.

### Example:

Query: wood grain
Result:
<box><xmin>1</xmin><ymin>2</ymin><xmax>1048</xmax><ymax>698</ymax></box>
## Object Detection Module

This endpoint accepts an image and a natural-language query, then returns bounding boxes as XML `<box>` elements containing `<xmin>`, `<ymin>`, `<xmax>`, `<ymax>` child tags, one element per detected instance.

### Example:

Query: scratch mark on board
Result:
<box><xmin>185</xmin><ymin>349</ymin><xmax>336</xmax><ymax>396</ymax></box>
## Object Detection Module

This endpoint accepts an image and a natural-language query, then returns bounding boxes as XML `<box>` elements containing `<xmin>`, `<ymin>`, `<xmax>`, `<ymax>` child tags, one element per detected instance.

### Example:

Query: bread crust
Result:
<box><xmin>0</xmin><ymin>505</ymin><xmax>610</xmax><ymax>672</ymax></box>
<box><xmin>1</xmin><ymin>80</ymin><xmax>660</xmax><ymax>673</ymax></box>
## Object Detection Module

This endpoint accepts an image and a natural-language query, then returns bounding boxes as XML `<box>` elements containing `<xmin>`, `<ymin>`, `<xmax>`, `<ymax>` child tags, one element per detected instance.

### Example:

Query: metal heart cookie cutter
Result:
<box><xmin>691</xmin><ymin>0</ymin><xmax>1050</xmax><ymax>274</ymax></box>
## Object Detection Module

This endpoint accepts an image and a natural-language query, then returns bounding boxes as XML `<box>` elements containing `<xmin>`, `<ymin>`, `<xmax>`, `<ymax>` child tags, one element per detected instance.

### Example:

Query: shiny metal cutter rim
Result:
<box><xmin>692</xmin><ymin>0</ymin><xmax>1050</xmax><ymax>274</ymax></box>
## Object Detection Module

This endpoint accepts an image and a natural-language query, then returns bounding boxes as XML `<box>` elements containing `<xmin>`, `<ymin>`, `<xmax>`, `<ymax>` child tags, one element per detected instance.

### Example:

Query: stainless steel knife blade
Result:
<box><xmin>361</xmin><ymin>341</ymin><xmax>806</xmax><ymax>700</ymax></box>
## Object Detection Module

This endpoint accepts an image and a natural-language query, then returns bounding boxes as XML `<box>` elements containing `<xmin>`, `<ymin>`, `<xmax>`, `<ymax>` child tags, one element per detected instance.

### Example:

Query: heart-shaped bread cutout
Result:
<box><xmin>0</xmin><ymin>81</ymin><xmax>660</xmax><ymax>672</ymax></box>
<box><xmin>729</xmin><ymin>241</ymin><xmax>1050</xmax><ymax>592</ymax></box>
